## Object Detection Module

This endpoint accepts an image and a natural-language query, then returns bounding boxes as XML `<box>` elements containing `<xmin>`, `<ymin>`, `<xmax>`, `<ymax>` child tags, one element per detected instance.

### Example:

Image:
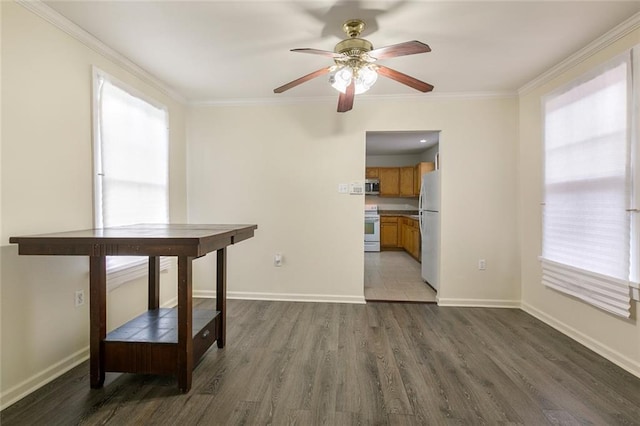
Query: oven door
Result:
<box><xmin>364</xmin><ymin>216</ymin><xmax>380</xmax><ymax>242</ymax></box>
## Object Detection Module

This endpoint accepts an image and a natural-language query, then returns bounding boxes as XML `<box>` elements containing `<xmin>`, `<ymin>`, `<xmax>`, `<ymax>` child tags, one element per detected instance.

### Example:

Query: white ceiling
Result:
<box><xmin>42</xmin><ymin>1</ymin><xmax>640</xmax><ymax>104</ymax></box>
<box><xmin>366</xmin><ymin>131</ymin><xmax>439</xmax><ymax>155</ymax></box>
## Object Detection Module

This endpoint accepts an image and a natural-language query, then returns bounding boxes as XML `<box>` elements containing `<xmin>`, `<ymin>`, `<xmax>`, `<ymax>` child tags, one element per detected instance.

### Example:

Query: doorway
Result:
<box><xmin>363</xmin><ymin>130</ymin><xmax>440</xmax><ymax>302</ymax></box>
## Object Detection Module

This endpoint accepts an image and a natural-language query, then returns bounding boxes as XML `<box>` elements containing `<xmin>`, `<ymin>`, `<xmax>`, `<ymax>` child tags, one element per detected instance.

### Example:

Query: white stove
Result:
<box><xmin>364</xmin><ymin>205</ymin><xmax>380</xmax><ymax>252</ymax></box>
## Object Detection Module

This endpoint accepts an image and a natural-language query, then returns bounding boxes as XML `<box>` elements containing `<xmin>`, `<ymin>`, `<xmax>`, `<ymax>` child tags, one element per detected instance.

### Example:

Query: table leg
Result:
<box><xmin>216</xmin><ymin>248</ymin><xmax>227</xmax><ymax>348</ymax></box>
<box><xmin>177</xmin><ymin>255</ymin><xmax>193</xmax><ymax>392</ymax></box>
<box><xmin>148</xmin><ymin>256</ymin><xmax>160</xmax><ymax>310</ymax></box>
<box><xmin>89</xmin><ymin>255</ymin><xmax>106</xmax><ymax>388</ymax></box>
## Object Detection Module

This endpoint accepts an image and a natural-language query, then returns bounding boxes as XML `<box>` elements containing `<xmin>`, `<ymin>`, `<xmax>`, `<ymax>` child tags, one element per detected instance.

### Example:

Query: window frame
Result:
<box><xmin>91</xmin><ymin>67</ymin><xmax>171</xmax><ymax>290</ymax></box>
<box><xmin>631</xmin><ymin>45</ymin><xmax>640</xmax><ymax>300</ymax></box>
<box><xmin>540</xmin><ymin>49</ymin><xmax>636</xmax><ymax>316</ymax></box>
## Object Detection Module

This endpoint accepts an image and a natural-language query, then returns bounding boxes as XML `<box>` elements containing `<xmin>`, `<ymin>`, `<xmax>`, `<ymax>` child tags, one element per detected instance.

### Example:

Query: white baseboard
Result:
<box><xmin>521</xmin><ymin>302</ymin><xmax>640</xmax><ymax>379</ymax></box>
<box><xmin>437</xmin><ymin>298</ymin><xmax>521</xmax><ymax>308</ymax></box>
<box><xmin>0</xmin><ymin>346</ymin><xmax>89</xmax><ymax>410</ymax></box>
<box><xmin>0</xmin><ymin>296</ymin><xmax>179</xmax><ymax>410</ymax></box>
<box><xmin>193</xmin><ymin>290</ymin><xmax>366</xmax><ymax>304</ymax></box>
<box><xmin>161</xmin><ymin>296</ymin><xmax>178</xmax><ymax>308</ymax></box>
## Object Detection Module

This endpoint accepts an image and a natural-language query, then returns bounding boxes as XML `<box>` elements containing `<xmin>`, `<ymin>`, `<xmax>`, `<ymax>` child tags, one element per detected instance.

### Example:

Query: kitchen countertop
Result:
<box><xmin>379</xmin><ymin>211</ymin><xmax>420</xmax><ymax>220</ymax></box>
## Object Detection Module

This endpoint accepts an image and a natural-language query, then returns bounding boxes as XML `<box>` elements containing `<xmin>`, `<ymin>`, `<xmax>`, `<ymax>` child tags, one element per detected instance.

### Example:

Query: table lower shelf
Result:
<box><xmin>103</xmin><ymin>308</ymin><xmax>220</xmax><ymax>376</ymax></box>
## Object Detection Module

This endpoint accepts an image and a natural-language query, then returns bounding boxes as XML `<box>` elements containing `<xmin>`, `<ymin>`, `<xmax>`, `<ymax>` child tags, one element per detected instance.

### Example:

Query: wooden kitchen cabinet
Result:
<box><xmin>401</xmin><ymin>219</ymin><xmax>413</xmax><ymax>254</ymax></box>
<box><xmin>401</xmin><ymin>217</ymin><xmax>421</xmax><ymax>261</ymax></box>
<box><xmin>409</xmin><ymin>225</ymin><xmax>421</xmax><ymax>261</ymax></box>
<box><xmin>365</xmin><ymin>167</ymin><xmax>379</xmax><ymax>178</ymax></box>
<box><xmin>380</xmin><ymin>216</ymin><xmax>399</xmax><ymax>248</ymax></box>
<box><xmin>414</xmin><ymin>162</ymin><xmax>436</xmax><ymax>195</ymax></box>
<box><xmin>367</xmin><ymin>161</ymin><xmax>435</xmax><ymax>198</ymax></box>
<box><xmin>400</xmin><ymin>166</ymin><xmax>415</xmax><ymax>197</ymax></box>
<box><xmin>378</xmin><ymin>167</ymin><xmax>414</xmax><ymax>197</ymax></box>
<box><xmin>379</xmin><ymin>168</ymin><xmax>400</xmax><ymax>196</ymax></box>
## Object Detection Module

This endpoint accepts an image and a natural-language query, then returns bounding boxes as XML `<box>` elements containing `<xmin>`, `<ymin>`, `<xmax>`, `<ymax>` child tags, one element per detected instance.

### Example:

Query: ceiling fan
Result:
<box><xmin>273</xmin><ymin>19</ymin><xmax>434</xmax><ymax>113</ymax></box>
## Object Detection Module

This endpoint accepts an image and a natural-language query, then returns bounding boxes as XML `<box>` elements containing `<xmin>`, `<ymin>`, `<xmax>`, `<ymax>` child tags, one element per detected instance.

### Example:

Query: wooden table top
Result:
<box><xmin>10</xmin><ymin>224</ymin><xmax>258</xmax><ymax>257</ymax></box>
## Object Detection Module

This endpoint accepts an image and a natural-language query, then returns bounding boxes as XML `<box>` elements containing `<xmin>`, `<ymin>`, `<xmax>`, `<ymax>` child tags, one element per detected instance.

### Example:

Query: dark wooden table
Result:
<box><xmin>9</xmin><ymin>224</ymin><xmax>258</xmax><ymax>392</ymax></box>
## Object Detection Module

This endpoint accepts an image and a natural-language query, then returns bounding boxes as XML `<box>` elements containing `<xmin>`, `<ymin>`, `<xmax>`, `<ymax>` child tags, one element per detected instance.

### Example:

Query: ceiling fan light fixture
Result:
<box><xmin>273</xmin><ymin>19</ymin><xmax>433</xmax><ymax>112</ymax></box>
<box><xmin>357</xmin><ymin>65</ymin><xmax>378</xmax><ymax>92</ymax></box>
<box><xmin>329</xmin><ymin>65</ymin><xmax>353</xmax><ymax>93</ymax></box>
<box><xmin>329</xmin><ymin>64</ymin><xmax>378</xmax><ymax>95</ymax></box>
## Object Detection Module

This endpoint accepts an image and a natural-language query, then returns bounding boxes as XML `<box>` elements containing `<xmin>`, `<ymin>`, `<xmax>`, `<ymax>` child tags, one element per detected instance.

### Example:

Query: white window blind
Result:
<box><xmin>541</xmin><ymin>53</ymin><xmax>632</xmax><ymax>318</ymax></box>
<box><xmin>93</xmin><ymin>68</ymin><xmax>170</xmax><ymax>286</ymax></box>
<box><xmin>631</xmin><ymin>46</ymin><xmax>640</xmax><ymax>300</ymax></box>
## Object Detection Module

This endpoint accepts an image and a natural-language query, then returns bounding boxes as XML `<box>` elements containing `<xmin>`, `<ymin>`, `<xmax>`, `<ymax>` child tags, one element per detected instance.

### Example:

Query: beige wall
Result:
<box><xmin>519</xmin><ymin>28</ymin><xmax>640</xmax><ymax>377</ymax></box>
<box><xmin>10</xmin><ymin>0</ymin><xmax>637</xmax><ymax>410</ymax></box>
<box><xmin>187</xmin><ymin>96</ymin><xmax>520</xmax><ymax>306</ymax></box>
<box><xmin>0</xmin><ymin>2</ymin><xmax>187</xmax><ymax>408</ymax></box>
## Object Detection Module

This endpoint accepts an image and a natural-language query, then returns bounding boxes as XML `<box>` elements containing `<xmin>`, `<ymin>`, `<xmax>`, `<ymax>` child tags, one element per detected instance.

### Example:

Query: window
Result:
<box><xmin>92</xmin><ymin>68</ymin><xmax>170</xmax><ymax>288</ymax></box>
<box><xmin>541</xmin><ymin>51</ymin><xmax>634</xmax><ymax>318</ymax></box>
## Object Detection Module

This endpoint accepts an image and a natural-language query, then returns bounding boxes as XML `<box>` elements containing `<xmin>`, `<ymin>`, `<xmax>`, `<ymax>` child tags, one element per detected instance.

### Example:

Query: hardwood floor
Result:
<box><xmin>365</xmin><ymin>251</ymin><xmax>437</xmax><ymax>302</ymax></box>
<box><xmin>3</xmin><ymin>299</ymin><xmax>640</xmax><ymax>425</ymax></box>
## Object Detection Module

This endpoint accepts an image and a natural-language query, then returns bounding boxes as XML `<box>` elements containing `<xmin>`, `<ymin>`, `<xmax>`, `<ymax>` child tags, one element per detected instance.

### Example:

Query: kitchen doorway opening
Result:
<box><xmin>363</xmin><ymin>130</ymin><xmax>440</xmax><ymax>302</ymax></box>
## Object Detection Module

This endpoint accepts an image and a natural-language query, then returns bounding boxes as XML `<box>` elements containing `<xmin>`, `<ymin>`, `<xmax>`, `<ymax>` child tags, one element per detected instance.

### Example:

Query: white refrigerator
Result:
<box><xmin>419</xmin><ymin>170</ymin><xmax>440</xmax><ymax>290</ymax></box>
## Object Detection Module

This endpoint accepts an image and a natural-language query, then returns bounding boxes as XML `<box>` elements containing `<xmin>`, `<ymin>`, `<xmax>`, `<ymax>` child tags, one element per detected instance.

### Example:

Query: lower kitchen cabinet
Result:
<box><xmin>382</xmin><ymin>216</ymin><xmax>421</xmax><ymax>261</ymax></box>
<box><xmin>401</xmin><ymin>218</ymin><xmax>421</xmax><ymax>261</ymax></box>
<box><xmin>409</xmin><ymin>226</ymin><xmax>420</xmax><ymax>260</ymax></box>
<box><xmin>380</xmin><ymin>216</ymin><xmax>399</xmax><ymax>248</ymax></box>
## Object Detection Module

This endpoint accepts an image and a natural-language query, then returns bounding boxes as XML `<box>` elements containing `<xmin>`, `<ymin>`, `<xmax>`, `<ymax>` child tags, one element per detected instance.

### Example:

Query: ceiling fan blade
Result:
<box><xmin>291</xmin><ymin>48</ymin><xmax>345</xmax><ymax>59</ymax></box>
<box><xmin>376</xmin><ymin>65</ymin><xmax>434</xmax><ymax>93</ymax></box>
<box><xmin>368</xmin><ymin>41</ymin><xmax>431</xmax><ymax>60</ymax></box>
<box><xmin>337</xmin><ymin>80</ymin><xmax>355</xmax><ymax>113</ymax></box>
<box><xmin>274</xmin><ymin>67</ymin><xmax>332</xmax><ymax>94</ymax></box>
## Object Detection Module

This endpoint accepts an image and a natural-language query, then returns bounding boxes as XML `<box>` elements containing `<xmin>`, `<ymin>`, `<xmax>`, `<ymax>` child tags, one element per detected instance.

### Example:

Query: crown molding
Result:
<box><xmin>519</xmin><ymin>11</ymin><xmax>640</xmax><ymax>95</ymax></box>
<box><xmin>190</xmin><ymin>90</ymin><xmax>517</xmax><ymax>107</ymax></box>
<box><xmin>17</xmin><ymin>0</ymin><xmax>186</xmax><ymax>104</ymax></box>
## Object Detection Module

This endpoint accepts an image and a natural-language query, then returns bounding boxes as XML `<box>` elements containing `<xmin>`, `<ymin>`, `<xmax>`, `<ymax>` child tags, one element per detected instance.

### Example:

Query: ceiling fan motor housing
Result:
<box><xmin>273</xmin><ymin>17</ymin><xmax>434</xmax><ymax>112</ymax></box>
<box><xmin>334</xmin><ymin>19</ymin><xmax>373</xmax><ymax>59</ymax></box>
<box><xmin>334</xmin><ymin>38</ymin><xmax>373</xmax><ymax>58</ymax></box>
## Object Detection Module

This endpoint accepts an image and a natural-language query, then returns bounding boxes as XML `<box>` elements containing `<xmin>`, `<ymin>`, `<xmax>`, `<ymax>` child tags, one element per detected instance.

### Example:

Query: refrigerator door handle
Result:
<box><xmin>418</xmin><ymin>182</ymin><xmax>424</xmax><ymax>237</ymax></box>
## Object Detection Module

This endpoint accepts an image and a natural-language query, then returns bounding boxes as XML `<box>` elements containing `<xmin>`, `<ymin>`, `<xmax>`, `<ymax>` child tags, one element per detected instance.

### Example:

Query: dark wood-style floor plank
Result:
<box><xmin>3</xmin><ymin>299</ymin><xmax>640</xmax><ymax>426</ymax></box>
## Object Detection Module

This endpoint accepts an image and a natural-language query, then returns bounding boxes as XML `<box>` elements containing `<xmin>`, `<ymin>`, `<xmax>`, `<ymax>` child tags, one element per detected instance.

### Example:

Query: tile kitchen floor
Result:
<box><xmin>364</xmin><ymin>251</ymin><xmax>437</xmax><ymax>302</ymax></box>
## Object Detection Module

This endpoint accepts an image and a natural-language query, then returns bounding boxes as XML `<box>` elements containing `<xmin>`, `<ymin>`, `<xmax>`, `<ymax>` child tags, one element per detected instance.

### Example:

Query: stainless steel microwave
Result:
<box><xmin>364</xmin><ymin>179</ymin><xmax>380</xmax><ymax>195</ymax></box>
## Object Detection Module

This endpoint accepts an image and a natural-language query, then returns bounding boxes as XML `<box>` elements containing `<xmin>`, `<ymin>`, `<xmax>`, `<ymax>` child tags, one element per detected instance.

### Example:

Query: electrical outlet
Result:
<box><xmin>478</xmin><ymin>259</ymin><xmax>486</xmax><ymax>270</ymax></box>
<box><xmin>75</xmin><ymin>290</ymin><xmax>85</xmax><ymax>307</ymax></box>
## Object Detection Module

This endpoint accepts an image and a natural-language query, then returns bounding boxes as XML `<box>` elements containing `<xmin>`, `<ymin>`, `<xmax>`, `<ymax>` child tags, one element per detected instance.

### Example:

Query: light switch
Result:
<box><xmin>338</xmin><ymin>183</ymin><xmax>349</xmax><ymax>194</ymax></box>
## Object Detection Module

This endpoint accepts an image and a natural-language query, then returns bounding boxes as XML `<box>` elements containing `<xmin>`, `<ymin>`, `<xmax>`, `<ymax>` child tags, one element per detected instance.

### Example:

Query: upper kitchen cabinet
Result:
<box><xmin>378</xmin><ymin>168</ymin><xmax>400</xmax><ymax>196</ymax></box>
<box><xmin>414</xmin><ymin>162</ymin><xmax>435</xmax><ymax>195</ymax></box>
<box><xmin>365</xmin><ymin>167</ymin><xmax>379</xmax><ymax>179</ymax></box>
<box><xmin>400</xmin><ymin>167</ymin><xmax>415</xmax><ymax>197</ymax></box>
<box><xmin>366</xmin><ymin>162</ymin><xmax>436</xmax><ymax>198</ymax></box>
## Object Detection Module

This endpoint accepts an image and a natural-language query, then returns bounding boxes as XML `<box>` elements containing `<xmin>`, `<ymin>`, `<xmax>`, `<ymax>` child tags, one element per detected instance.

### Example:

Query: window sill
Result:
<box><xmin>631</xmin><ymin>282</ymin><xmax>640</xmax><ymax>302</ymax></box>
<box><xmin>106</xmin><ymin>257</ymin><xmax>172</xmax><ymax>292</ymax></box>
